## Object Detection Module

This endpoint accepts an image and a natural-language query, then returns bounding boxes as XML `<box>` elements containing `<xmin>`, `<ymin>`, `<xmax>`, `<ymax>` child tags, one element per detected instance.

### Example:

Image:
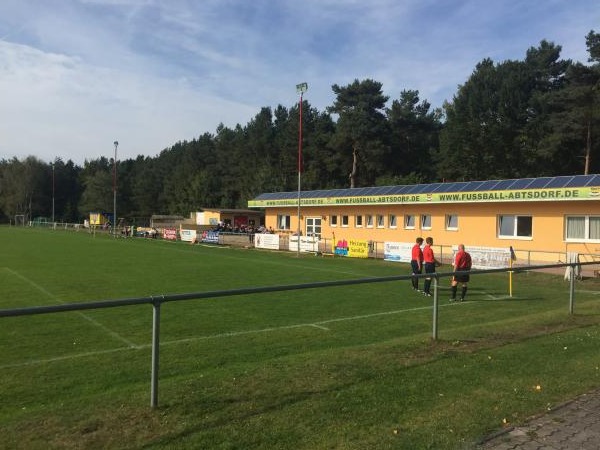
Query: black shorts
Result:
<box><xmin>424</xmin><ymin>262</ymin><xmax>436</xmax><ymax>274</ymax></box>
<box><xmin>453</xmin><ymin>273</ymin><xmax>470</xmax><ymax>283</ymax></box>
<box><xmin>411</xmin><ymin>260</ymin><xmax>422</xmax><ymax>274</ymax></box>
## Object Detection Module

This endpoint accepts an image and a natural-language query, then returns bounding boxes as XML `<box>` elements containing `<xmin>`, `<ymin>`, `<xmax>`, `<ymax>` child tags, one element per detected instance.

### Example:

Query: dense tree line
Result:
<box><xmin>1</xmin><ymin>32</ymin><xmax>598</xmax><ymax>224</ymax></box>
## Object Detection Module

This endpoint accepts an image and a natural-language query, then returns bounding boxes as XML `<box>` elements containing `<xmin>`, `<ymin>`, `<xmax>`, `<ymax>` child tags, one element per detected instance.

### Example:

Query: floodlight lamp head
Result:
<box><xmin>296</xmin><ymin>82</ymin><xmax>308</xmax><ymax>94</ymax></box>
<box><xmin>114</xmin><ymin>141</ymin><xmax>119</xmax><ymax>147</ymax></box>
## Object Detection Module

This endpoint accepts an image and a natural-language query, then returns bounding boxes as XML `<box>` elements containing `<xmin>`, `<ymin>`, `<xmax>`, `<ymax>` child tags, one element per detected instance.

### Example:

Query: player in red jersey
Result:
<box><xmin>450</xmin><ymin>244</ymin><xmax>472</xmax><ymax>302</ymax></box>
<box><xmin>422</xmin><ymin>236</ymin><xmax>440</xmax><ymax>297</ymax></box>
<box><xmin>410</xmin><ymin>237</ymin><xmax>424</xmax><ymax>291</ymax></box>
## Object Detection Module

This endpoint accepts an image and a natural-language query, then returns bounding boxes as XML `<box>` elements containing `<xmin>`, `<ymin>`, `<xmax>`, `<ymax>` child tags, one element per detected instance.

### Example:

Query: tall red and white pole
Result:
<box><xmin>51</xmin><ymin>160</ymin><xmax>55</xmax><ymax>224</ymax></box>
<box><xmin>113</xmin><ymin>140</ymin><xmax>118</xmax><ymax>236</ymax></box>
<box><xmin>296</xmin><ymin>82</ymin><xmax>308</xmax><ymax>256</ymax></box>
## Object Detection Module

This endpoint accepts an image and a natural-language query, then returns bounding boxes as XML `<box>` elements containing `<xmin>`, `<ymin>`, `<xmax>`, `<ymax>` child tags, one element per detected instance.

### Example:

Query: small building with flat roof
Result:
<box><xmin>190</xmin><ymin>208</ymin><xmax>264</xmax><ymax>229</ymax></box>
<box><xmin>248</xmin><ymin>174</ymin><xmax>600</xmax><ymax>263</ymax></box>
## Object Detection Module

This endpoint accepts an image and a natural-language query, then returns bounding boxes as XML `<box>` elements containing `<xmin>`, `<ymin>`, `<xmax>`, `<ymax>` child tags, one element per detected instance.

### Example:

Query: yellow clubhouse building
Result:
<box><xmin>248</xmin><ymin>174</ymin><xmax>600</xmax><ymax>263</ymax></box>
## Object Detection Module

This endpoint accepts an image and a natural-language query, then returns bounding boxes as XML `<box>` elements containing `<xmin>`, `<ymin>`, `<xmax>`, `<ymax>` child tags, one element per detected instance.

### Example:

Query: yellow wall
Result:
<box><xmin>264</xmin><ymin>200</ymin><xmax>600</xmax><ymax>261</ymax></box>
<box><xmin>89</xmin><ymin>212</ymin><xmax>108</xmax><ymax>226</ymax></box>
<box><xmin>204</xmin><ymin>210</ymin><xmax>221</xmax><ymax>225</ymax></box>
<box><xmin>196</xmin><ymin>210</ymin><xmax>264</xmax><ymax>226</ymax></box>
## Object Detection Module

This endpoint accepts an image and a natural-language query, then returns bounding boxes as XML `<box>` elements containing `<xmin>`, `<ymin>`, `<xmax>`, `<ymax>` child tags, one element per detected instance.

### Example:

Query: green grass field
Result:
<box><xmin>1</xmin><ymin>226</ymin><xmax>599</xmax><ymax>449</ymax></box>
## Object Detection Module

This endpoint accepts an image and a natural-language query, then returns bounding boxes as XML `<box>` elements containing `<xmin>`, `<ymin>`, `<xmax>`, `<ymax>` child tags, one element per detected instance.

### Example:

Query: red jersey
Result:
<box><xmin>423</xmin><ymin>245</ymin><xmax>435</xmax><ymax>263</ymax></box>
<box><xmin>411</xmin><ymin>244</ymin><xmax>423</xmax><ymax>262</ymax></box>
<box><xmin>454</xmin><ymin>250</ymin><xmax>472</xmax><ymax>270</ymax></box>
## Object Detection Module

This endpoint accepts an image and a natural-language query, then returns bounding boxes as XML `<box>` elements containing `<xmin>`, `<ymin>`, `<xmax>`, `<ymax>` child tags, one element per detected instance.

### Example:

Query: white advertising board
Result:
<box><xmin>179</xmin><ymin>229</ymin><xmax>197</xmax><ymax>242</ymax></box>
<box><xmin>453</xmin><ymin>245</ymin><xmax>511</xmax><ymax>269</ymax></box>
<box><xmin>383</xmin><ymin>242</ymin><xmax>415</xmax><ymax>263</ymax></box>
<box><xmin>288</xmin><ymin>235</ymin><xmax>320</xmax><ymax>252</ymax></box>
<box><xmin>254</xmin><ymin>233</ymin><xmax>280</xmax><ymax>250</ymax></box>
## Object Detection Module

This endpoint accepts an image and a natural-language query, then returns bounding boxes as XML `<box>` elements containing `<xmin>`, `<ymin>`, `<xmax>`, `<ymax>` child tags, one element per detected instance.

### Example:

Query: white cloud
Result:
<box><xmin>0</xmin><ymin>40</ymin><xmax>256</xmax><ymax>163</ymax></box>
<box><xmin>0</xmin><ymin>0</ymin><xmax>597</xmax><ymax>163</ymax></box>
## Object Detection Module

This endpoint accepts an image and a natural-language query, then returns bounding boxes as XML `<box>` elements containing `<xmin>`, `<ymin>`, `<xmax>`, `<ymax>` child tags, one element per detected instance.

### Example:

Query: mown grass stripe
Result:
<box><xmin>4</xmin><ymin>267</ymin><xmax>140</xmax><ymax>348</ymax></box>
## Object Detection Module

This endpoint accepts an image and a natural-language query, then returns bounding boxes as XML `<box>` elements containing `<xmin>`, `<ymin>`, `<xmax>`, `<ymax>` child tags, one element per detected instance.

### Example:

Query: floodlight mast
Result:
<box><xmin>51</xmin><ymin>160</ymin><xmax>55</xmax><ymax>224</ymax></box>
<box><xmin>113</xmin><ymin>141</ymin><xmax>118</xmax><ymax>237</ymax></box>
<box><xmin>296</xmin><ymin>82</ymin><xmax>308</xmax><ymax>257</ymax></box>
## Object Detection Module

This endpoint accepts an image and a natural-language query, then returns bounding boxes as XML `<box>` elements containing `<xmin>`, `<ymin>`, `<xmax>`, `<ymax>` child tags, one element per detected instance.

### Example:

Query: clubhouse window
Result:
<box><xmin>421</xmin><ymin>214</ymin><xmax>432</xmax><ymax>230</ymax></box>
<box><xmin>376</xmin><ymin>215</ymin><xmax>385</xmax><ymax>228</ymax></box>
<box><xmin>330</xmin><ymin>215</ymin><xmax>338</xmax><ymax>227</ymax></box>
<box><xmin>404</xmin><ymin>214</ymin><xmax>415</xmax><ymax>229</ymax></box>
<box><xmin>355</xmin><ymin>215</ymin><xmax>363</xmax><ymax>227</ymax></box>
<box><xmin>306</xmin><ymin>217</ymin><xmax>322</xmax><ymax>237</ymax></box>
<box><xmin>389</xmin><ymin>214</ymin><xmax>397</xmax><ymax>229</ymax></box>
<box><xmin>498</xmin><ymin>215</ymin><xmax>532</xmax><ymax>238</ymax></box>
<box><xmin>366</xmin><ymin>214</ymin><xmax>374</xmax><ymax>228</ymax></box>
<box><xmin>445</xmin><ymin>214</ymin><xmax>458</xmax><ymax>230</ymax></box>
<box><xmin>565</xmin><ymin>215</ymin><xmax>600</xmax><ymax>242</ymax></box>
<box><xmin>277</xmin><ymin>214</ymin><xmax>291</xmax><ymax>230</ymax></box>
<box><xmin>341</xmin><ymin>215</ymin><xmax>349</xmax><ymax>227</ymax></box>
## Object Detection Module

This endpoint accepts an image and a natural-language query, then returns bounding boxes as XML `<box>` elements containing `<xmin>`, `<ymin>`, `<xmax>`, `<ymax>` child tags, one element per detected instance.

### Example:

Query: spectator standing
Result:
<box><xmin>450</xmin><ymin>244</ymin><xmax>472</xmax><ymax>302</ymax></box>
<box><xmin>410</xmin><ymin>237</ymin><xmax>424</xmax><ymax>291</ymax></box>
<box><xmin>422</xmin><ymin>236</ymin><xmax>440</xmax><ymax>297</ymax></box>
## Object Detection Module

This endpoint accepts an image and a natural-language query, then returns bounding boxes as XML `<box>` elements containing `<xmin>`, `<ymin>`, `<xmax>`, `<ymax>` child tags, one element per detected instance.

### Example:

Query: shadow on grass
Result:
<box><xmin>139</xmin><ymin>382</ymin><xmax>356</xmax><ymax>449</ymax></box>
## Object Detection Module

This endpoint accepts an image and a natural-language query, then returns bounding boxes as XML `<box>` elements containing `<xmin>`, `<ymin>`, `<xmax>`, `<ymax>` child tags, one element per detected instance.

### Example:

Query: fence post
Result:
<box><xmin>569</xmin><ymin>264</ymin><xmax>575</xmax><ymax>315</ymax></box>
<box><xmin>432</xmin><ymin>276</ymin><xmax>439</xmax><ymax>340</ymax></box>
<box><xmin>151</xmin><ymin>297</ymin><xmax>161</xmax><ymax>408</ymax></box>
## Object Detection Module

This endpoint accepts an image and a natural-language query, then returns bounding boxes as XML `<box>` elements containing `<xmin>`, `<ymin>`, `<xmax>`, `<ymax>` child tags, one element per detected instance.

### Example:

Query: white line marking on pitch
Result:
<box><xmin>0</xmin><ymin>346</ymin><xmax>134</xmax><ymax>370</ymax></box>
<box><xmin>147</xmin><ymin>304</ymin><xmax>439</xmax><ymax>348</ymax></box>
<box><xmin>1</xmin><ymin>303</ymin><xmax>444</xmax><ymax>368</ymax></box>
<box><xmin>483</xmin><ymin>292</ymin><xmax>517</xmax><ymax>300</ymax></box>
<box><xmin>156</xmin><ymin>323</ymin><xmax>315</xmax><ymax>347</ymax></box>
<box><xmin>4</xmin><ymin>268</ymin><xmax>140</xmax><ymax>349</ymax></box>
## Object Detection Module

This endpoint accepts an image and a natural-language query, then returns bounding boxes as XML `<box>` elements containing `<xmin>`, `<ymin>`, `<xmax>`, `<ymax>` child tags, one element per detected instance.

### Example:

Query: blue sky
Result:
<box><xmin>0</xmin><ymin>0</ymin><xmax>597</xmax><ymax>164</ymax></box>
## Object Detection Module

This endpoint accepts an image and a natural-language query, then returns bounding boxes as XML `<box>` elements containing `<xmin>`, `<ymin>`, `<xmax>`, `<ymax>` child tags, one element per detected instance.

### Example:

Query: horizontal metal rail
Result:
<box><xmin>1</xmin><ymin>261</ymin><xmax>594</xmax><ymax>318</ymax></box>
<box><xmin>1</xmin><ymin>261</ymin><xmax>596</xmax><ymax>408</ymax></box>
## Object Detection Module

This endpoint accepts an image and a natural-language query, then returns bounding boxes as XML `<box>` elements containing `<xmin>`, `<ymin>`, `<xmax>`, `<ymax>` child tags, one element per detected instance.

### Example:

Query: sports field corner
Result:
<box><xmin>1</xmin><ymin>226</ymin><xmax>599</xmax><ymax>449</ymax></box>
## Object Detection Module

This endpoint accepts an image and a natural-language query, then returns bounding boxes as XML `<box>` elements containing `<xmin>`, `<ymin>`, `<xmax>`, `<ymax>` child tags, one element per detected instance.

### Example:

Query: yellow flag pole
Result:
<box><xmin>509</xmin><ymin>246</ymin><xmax>516</xmax><ymax>298</ymax></box>
<box><xmin>509</xmin><ymin>257</ymin><xmax>513</xmax><ymax>297</ymax></box>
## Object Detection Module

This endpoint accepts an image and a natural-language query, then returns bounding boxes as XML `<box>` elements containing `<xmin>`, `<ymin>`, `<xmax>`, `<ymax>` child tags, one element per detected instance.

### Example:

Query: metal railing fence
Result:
<box><xmin>275</xmin><ymin>235</ymin><xmax>599</xmax><ymax>267</ymax></box>
<box><xmin>20</xmin><ymin>224</ymin><xmax>600</xmax><ymax>271</ymax></box>
<box><xmin>0</xmin><ymin>261</ymin><xmax>597</xmax><ymax>408</ymax></box>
